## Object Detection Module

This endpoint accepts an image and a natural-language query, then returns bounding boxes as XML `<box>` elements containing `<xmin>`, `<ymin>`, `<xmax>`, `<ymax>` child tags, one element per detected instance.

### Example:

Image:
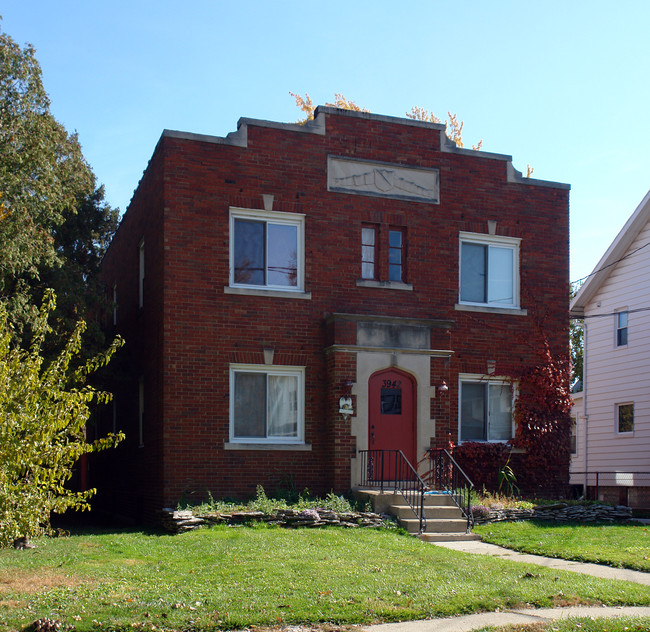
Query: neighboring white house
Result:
<box><xmin>570</xmin><ymin>190</ymin><xmax>650</xmax><ymax>509</ymax></box>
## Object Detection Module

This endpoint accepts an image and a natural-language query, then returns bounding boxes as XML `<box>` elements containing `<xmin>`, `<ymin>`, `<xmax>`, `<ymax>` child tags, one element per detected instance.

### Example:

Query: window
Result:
<box><xmin>460</xmin><ymin>378</ymin><xmax>513</xmax><ymax>442</ymax></box>
<box><xmin>138</xmin><ymin>240</ymin><xmax>145</xmax><ymax>308</ymax></box>
<box><xmin>230</xmin><ymin>208</ymin><xmax>304</xmax><ymax>291</ymax></box>
<box><xmin>459</xmin><ymin>233</ymin><xmax>520</xmax><ymax>308</ymax></box>
<box><xmin>230</xmin><ymin>365</ymin><xmax>305</xmax><ymax>443</ymax></box>
<box><xmin>570</xmin><ymin>416</ymin><xmax>577</xmax><ymax>454</ymax></box>
<box><xmin>616</xmin><ymin>311</ymin><xmax>628</xmax><ymax>346</ymax></box>
<box><xmin>389</xmin><ymin>228</ymin><xmax>404</xmax><ymax>282</ymax></box>
<box><xmin>359</xmin><ymin>225</ymin><xmax>408</xmax><ymax>285</ymax></box>
<box><xmin>617</xmin><ymin>403</ymin><xmax>634</xmax><ymax>433</ymax></box>
<box><xmin>361</xmin><ymin>225</ymin><xmax>377</xmax><ymax>280</ymax></box>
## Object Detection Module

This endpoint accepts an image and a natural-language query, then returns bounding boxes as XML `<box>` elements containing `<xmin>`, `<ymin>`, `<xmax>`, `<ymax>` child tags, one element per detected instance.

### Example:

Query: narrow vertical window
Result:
<box><xmin>138</xmin><ymin>377</ymin><xmax>145</xmax><ymax>447</ymax></box>
<box><xmin>138</xmin><ymin>240</ymin><xmax>145</xmax><ymax>308</ymax></box>
<box><xmin>361</xmin><ymin>226</ymin><xmax>377</xmax><ymax>280</ymax></box>
<box><xmin>617</xmin><ymin>403</ymin><xmax>634</xmax><ymax>433</ymax></box>
<box><xmin>616</xmin><ymin>311</ymin><xmax>628</xmax><ymax>346</ymax></box>
<box><xmin>388</xmin><ymin>228</ymin><xmax>404</xmax><ymax>282</ymax></box>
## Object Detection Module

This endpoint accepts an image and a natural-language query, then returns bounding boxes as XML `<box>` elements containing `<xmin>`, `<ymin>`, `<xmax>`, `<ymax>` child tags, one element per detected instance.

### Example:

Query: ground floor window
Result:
<box><xmin>230</xmin><ymin>365</ymin><xmax>304</xmax><ymax>443</ymax></box>
<box><xmin>459</xmin><ymin>377</ymin><xmax>513</xmax><ymax>442</ymax></box>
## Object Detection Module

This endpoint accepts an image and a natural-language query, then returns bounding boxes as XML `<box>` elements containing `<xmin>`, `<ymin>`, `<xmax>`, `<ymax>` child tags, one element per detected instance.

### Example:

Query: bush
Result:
<box><xmin>0</xmin><ymin>291</ymin><xmax>123</xmax><ymax>546</ymax></box>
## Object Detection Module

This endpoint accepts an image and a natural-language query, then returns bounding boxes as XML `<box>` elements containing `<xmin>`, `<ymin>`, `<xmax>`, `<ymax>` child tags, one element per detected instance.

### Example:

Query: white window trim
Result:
<box><xmin>458</xmin><ymin>231</ymin><xmax>521</xmax><ymax>310</ymax></box>
<box><xmin>458</xmin><ymin>373</ymin><xmax>515</xmax><ymax>443</ymax></box>
<box><xmin>228</xmin><ymin>207</ymin><xmax>306</xmax><ymax>293</ymax></box>
<box><xmin>229</xmin><ymin>364</ymin><xmax>306</xmax><ymax>445</ymax></box>
<box><xmin>615</xmin><ymin>402</ymin><xmax>634</xmax><ymax>435</ymax></box>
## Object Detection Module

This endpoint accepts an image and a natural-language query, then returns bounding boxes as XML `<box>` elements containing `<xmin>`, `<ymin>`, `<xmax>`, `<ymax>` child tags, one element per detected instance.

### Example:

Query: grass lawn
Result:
<box><xmin>475</xmin><ymin>617</ymin><xmax>650</xmax><ymax>631</ymax></box>
<box><xmin>1</xmin><ymin>525</ymin><xmax>650</xmax><ymax>631</ymax></box>
<box><xmin>474</xmin><ymin>520</ymin><xmax>650</xmax><ymax>572</ymax></box>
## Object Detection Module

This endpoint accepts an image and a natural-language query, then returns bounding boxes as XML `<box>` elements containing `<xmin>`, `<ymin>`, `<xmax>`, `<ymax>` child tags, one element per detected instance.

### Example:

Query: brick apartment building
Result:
<box><xmin>96</xmin><ymin>107</ymin><xmax>570</xmax><ymax>519</ymax></box>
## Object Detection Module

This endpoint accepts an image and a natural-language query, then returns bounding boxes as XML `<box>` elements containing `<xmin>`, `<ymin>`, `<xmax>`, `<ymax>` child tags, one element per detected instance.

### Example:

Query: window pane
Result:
<box><xmin>268</xmin><ymin>224</ymin><xmax>298</xmax><ymax>286</ymax></box>
<box><xmin>461</xmin><ymin>243</ymin><xmax>486</xmax><ymax>303</ymax></box>
<box><xmin>461</xmin><ymin>382</ymin><xmax>485</xmax><ymax>441</ymax></box>
<box><xmin>234</xmin><ymin>373</ymin><xmax>266</xmax><ymax>437</ymax></box>
<box><xmin>389</xmin><ymin>230</ymin><xmax>402</xmax><ymax>248</ymax></box>
<box><xmin>617</xmin><ymin>312</ymin><xmax>628</xmax><ymax>346</ymax></box>
<box><xmin>362</xmin><ymin>261</ymin><xmax>375</xmax><ymax>279</ymax></box>
<box><xmin>488</xmin><ymin>383</ymin><xmax>512</xmax><ymax>440</ymax></box>
<box><xmin>380</xmin><ymin>388</ymin><xmax>402</xmax><ymax>414</ymax></box>
<box><xmin>389</xmin><ymin>264</ymin><xmax>402</xmax><ymax>282</ymax></box>
<box><xmin>389</xmin><ymin>246</ymin><xmax>402</xmax><ymax>265</ymax></box>
<box><xmin>268</xmin><ymin>375</ymin><xmax>298</xmax><ymax>437</ymax></box>
<box><xmin>362</xmin><ymin>227</ymin><xmax>376</xmax><ymax>246</ymax></box>
<box><xmin>618</xmin><ymin>404</ymin><xmax>634</xmax><ymax>433</ymax></box>
<box><xmin>488</xmin><ymin>246</ymin><xmax>514</xmax><ymax>305</ymax></box>
<box><xmin>234</xmin><ymin>220</ymin><xmax>265</xmax><ymax>285</ymax></box>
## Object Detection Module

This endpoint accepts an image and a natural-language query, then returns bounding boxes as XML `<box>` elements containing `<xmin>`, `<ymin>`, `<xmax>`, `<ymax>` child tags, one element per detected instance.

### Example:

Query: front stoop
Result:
<box><xmin>354</xmin><ymin>488</ymin><xmax>482</xmax><ymax>542</ymax></box>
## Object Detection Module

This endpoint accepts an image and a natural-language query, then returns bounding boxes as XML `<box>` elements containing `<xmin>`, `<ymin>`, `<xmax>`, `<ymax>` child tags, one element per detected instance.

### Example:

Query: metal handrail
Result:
<box><xmin>358</xmin><ymin>449</ymin><xmax>427</xmax><ymax>534</ymax></box>
<box><xmin>426</xmin><ymin>448</ymin><xmax>475</xmax><ymax>533</ymax></box>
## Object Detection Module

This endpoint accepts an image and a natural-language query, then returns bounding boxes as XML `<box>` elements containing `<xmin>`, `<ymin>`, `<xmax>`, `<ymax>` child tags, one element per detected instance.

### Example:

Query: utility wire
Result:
<box><xmin>571</xmin><ymin>241</ymin><xmax>650</xmax><ymax>286</ymax></box>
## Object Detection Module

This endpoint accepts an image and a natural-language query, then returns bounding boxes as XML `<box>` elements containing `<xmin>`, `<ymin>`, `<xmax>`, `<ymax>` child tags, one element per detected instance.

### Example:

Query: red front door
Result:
<box><xmin>368</xmin><ymin>368</ymin><xmax>416</xmax><ymax>479</ymax></box>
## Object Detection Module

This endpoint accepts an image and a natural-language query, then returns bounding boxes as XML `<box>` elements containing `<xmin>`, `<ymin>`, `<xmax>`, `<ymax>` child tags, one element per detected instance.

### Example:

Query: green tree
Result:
<box><xmin>0</xmin><ymin>24</ymin><xmax>109</xmax><ymax>335</ymax></box>
<box><xmin>0</xmin><ymin>290</ymin><xmax>123</xmax><ymax>546</ymax></box>
<box><xmin>570</xmin><ymin>282</ymin><xmax>584</xmax><ymax>384</ymax></box>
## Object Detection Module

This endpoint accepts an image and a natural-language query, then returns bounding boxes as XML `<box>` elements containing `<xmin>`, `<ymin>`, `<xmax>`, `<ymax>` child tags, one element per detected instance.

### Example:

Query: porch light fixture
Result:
<box><xmin>436</xmin><ymin>381</ymin><xmax>448</xmax><ymax>395</ymax></box>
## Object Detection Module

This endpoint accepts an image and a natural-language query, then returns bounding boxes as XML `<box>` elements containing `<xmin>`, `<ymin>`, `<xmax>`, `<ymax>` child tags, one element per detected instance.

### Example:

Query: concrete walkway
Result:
<box><xmin>361</xmin><ymin>540</ymin><xmax>650</xmax><ymax>632</ymax></box>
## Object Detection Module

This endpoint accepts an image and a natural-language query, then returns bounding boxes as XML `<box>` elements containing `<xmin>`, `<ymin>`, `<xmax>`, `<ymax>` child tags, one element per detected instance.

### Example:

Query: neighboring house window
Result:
<box><xmin>230</xmin><ymin>208</ymin><xmax>304</xmax><ymax>291</ymax></box>
<box><xmin>361</xmin><ymin>225</ymin><xmax>377</xmax><ymax>280</ymax></box>
<box><xmin>616</xmin><ymin>311</ymin><xmax>628</xmax><ymax>346</ymax></box>
<box><xmin>459</xmin><ymin>232</ymin><xmax>520</xmax><ymax>308</ymax></box>
<box><xmin>138</xmin><ymin>376</ymin><xmax>145</xmax><ymax>447</ymax></box>
<box><xmin>617</xmin><ymin>403</ymin><xmax>634</xmax><ymax>433</ymax></box>
<box><xmin>570</xmin><ymin>416</ymin><xmax>577</xmax><ymax>454</ymax></box>
<box><xmin>459</xmin><ymin>377</ymin><xmax>513</xmax><ymax>442</ymax></box>
<box><xmin>230</xmin><ymin>365</ymin><xmax>305</xmax><ymax>443</ymax></box>
<box><xmin>138</xmin><ymin>240</ymin><xmax>145</xmax><ymax>308</ymax></box>
<box><xmin>389</xmin><ymin>228</ymin><xmax>405</xmax><ymax>282</ymax></box>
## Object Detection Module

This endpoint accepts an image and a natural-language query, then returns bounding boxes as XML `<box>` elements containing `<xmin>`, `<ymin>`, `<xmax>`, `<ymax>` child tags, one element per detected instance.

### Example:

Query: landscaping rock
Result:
<box><xmin>473</xmin><ymin>502</ymin><xmax>633</xmax><ymax>525</ymax></box>
<box><xmin>159</xmin><ymin>506</ymin><xmax>390</xmax><ymax>533</ymax></box>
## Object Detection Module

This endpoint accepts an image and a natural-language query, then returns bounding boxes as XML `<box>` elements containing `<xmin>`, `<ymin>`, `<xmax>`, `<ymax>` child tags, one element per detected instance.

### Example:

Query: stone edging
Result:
<box><xmin>158</xmin><ymin>507</ymin><xmax>391</xmax><ymax>534</ymax></box>
<box><xmin>473</xmin><ymin>502</ymin><xmax>633</xmax><ymax>524</ymax></box>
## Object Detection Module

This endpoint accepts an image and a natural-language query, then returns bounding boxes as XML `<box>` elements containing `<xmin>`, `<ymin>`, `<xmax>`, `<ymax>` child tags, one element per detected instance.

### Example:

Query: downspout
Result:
<box><xmin>582</xmin><ymin>319</ymin><xmax>589</xmax><ymax>495</ymax></box>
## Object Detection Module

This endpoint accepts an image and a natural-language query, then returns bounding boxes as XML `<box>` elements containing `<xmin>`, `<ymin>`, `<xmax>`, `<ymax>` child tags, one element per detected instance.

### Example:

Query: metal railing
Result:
<box><xmin>358</xmin><ymin>449</ymin><xmax>427</xmax><ymax>534</ymax></box>
<box><xmin>427</xmin><ymin>448</ymin><xmax>475</xmax><ymax>532</ymax></box>
<box><xmin>570</xmin><ymin>471</ymin><xmax>650</xmax><ymax>501</ymax></box>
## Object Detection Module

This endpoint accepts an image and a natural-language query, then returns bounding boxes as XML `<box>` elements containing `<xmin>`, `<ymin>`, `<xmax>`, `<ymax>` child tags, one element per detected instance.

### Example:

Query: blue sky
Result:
<box><xmin>3</xmin><ymin>0</ymin><xmax>649</xmax><ymax>283</ymax></box>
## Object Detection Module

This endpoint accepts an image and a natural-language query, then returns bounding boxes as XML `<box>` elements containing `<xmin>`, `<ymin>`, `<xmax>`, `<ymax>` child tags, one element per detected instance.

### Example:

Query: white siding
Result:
<box><xmin>579</xmin><ymin>218</ymin><xmax>650</xmax><ymax>474</ymax></box>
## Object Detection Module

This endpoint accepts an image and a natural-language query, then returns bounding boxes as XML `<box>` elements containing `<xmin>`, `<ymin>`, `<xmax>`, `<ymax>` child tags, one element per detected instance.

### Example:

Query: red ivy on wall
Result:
<box><xmin>453</xmin><ymin>338</ymin><xmax>572</xmax><ymax>498</ymax></box>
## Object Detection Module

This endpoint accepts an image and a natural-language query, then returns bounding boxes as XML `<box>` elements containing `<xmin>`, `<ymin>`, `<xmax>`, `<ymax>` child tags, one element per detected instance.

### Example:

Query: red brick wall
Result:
<box><xmin>98</xmin><ymin>109</ymin><xmax>569</xmax><ymax>518</ymax></box>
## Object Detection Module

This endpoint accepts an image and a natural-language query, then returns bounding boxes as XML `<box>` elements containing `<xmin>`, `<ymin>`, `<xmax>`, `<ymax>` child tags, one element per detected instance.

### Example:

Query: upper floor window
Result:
<box><xmin>359</xmin><ymin>224</ymin><xmax>408</xmax><ymax>285</ymax></box>
<box><xmin>459</xmin><ymin>233</ymin><xmax>520</xmax><ymax>309</ymax></box>
<box><xmin>389</xmin><ymin>228</ymin><xmax>405</xmax><ymax>282</ymax></box>
<box><xmin>459</xmin><ymin>377</ymin><xmax>513</xmax><ymax>442</ymax></box>
<box><xmin>230</xmin><ymin>364</ymin><xmax>305</xmax><ymax>444</ymax></box>
<box><xmin>361</xmin><ymin>225</ymin><xmax>377</xmax><ymax>280</ymax></box>
<box><xmin>617</xmin><ymin>402</ymin><xmax>634</xmax><ymax>434</ymax></box>
<box><xmin>616</xmin><ymin>311</ymin><xmax>628</xmax><ymax>347</ymax></box>
<box><xmin>230</xmin><ymin>208</ymin><xmax>304</xmax><ymax>291</ymax></box>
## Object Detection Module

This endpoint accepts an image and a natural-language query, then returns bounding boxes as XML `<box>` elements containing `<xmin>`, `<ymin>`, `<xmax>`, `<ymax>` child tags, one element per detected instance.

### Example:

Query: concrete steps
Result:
<box><xmin>354</xmin><ymin>488</ymin><xmax>481</xmax><ymax>542</ymax></box>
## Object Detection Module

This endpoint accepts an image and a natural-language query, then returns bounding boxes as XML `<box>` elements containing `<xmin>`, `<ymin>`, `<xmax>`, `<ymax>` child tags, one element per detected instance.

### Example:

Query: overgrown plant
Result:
<box><xmin>0</xmin><ymin>290</ymin><xmax>124</xmax><ymax>546</ymax></box>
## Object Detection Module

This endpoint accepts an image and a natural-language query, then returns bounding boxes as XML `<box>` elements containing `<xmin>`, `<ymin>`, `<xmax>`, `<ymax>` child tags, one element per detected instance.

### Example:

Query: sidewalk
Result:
<box><xmin>361</xmin><ymin>540</ymin><xmax>650</xmax><ymax>632</ymax></box>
